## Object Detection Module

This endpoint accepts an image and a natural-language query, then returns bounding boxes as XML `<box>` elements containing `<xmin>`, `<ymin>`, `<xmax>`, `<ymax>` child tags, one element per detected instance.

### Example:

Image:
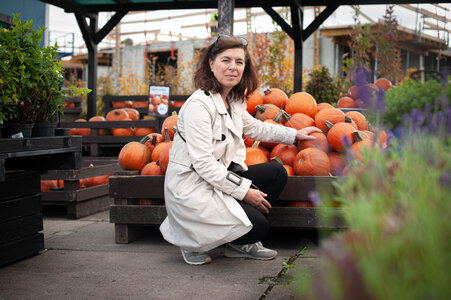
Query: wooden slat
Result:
<box><xmin>41</xmin><ymin>163</ymin><xmax>121</xmax><ymax>180</ymax></box>
<box><xmin>0</xmin><ymin>171</ymin><xmax>41</xmax><ymax>201</ymax></box>
<box><xmin>109</xmin><ymin>175</ymin><xmax>165</xmax><ymax>199</ymax></box>
<box><xmin>278</xmin><ymin>176</ymin><xmax>337</xmax><ymax>201</ymax></box>
<box><xmin>109</xmin><ymin>205</ymin><xmax>345</xmax><ymax>229</ymax></box>
<box><xmin>0</xmin><ymin>195</ymin><xmax>41</xmax><ymax>222</ymax></box>
<box><xmin>0</xmin><ymin>213</ymin><xmax>43</xmax><ymax>244</ymax></box>
<box><xmin>0</xmin><ymin>233</ymin><xmax>44</xmax><ymax>267</ymax></box>
<box><xmin>59</xmin><ymin>120</ymin><xmax>159</xmax><ymax>129</ymax></box>
<box><xmin>0</xmin><ymin>136</ymin><xmax>82</xmax><ymax>154</ymax></box>
<box><xmin>41</xmin><ymin>184</ymin><xmax>109</xmax><ymax>202</ymax></box>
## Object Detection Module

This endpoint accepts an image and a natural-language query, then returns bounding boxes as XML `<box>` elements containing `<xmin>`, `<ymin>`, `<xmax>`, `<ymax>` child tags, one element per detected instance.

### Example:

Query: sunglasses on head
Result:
<box><xmin>213</xmin><ymin>34</ymin><xmax>248</xmax><ymax>46</ymax></box>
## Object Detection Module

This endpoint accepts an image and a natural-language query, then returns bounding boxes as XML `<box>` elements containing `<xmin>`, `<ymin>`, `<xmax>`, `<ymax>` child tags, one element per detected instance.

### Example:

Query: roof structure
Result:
<box><xmin>39</xmin><ymin>0</ymin><xmax>451</xmax><ymax>118</ymax></box>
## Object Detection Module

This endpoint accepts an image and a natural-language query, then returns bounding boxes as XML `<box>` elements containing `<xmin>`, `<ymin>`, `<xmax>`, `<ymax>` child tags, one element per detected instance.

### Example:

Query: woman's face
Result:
<box><xmin>209</xmin><ymin>48</ymin><xmax>246</xmax><ymax>92</ymax></box>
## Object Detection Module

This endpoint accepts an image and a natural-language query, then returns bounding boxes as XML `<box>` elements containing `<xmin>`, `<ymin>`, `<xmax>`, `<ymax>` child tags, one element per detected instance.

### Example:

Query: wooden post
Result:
<box><xmin>87</xmin><ymin>16</ymin><xmax>98</xmax><ymax>119</ymax></box>
<box><xmin>217</xmin><ymin>0</ymin><xmax>234</xmax><ymax>35</ymax></box>
<box><xmin>292</xmin><ymin>5</ymin><xmax>303</xmax><ymax>92</ymax></box>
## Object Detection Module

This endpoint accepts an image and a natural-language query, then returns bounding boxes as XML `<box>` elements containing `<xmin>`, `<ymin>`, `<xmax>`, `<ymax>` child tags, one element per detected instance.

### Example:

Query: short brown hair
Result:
<box><xmin>193</xmin><ymin>35</ymin><xmax>259</xmax><ymax>101</ymax></box>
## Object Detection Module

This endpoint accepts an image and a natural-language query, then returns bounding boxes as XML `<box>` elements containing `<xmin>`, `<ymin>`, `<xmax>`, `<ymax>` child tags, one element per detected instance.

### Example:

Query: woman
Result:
<box><xmin>160</xmin><ymin>35</ymin><xmax>320</xmax><ymax>265</ymax></box>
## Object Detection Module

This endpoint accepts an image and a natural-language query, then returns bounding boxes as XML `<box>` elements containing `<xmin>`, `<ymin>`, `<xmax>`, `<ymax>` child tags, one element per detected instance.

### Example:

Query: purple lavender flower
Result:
<box><xmin>308</xmin><ymin>190</ymin><xmax>322</xmax><ymax>206</ymax></box>
<box><xmin>385</xmin><ymin>130</ymin><xmax>395</xmax><ymax>148</ymax></box>
<box><xmin>410</xmin><ymin>109</ymin><xmax>424</xmax><ymax>133</ymax></box>
<box><xmin>342</xmin><ymin>135</ymin><xmax>353</xmax><ymax>149</ymax></box>
<box><xmin>439</xmin><ymin>171</ymin><xmax>451</xmax><ymax>187</ymax></box>
<box><xmin>375</xmin><ymin>87</ymin><xmax>386</xmax><ymax>113</ymax></box>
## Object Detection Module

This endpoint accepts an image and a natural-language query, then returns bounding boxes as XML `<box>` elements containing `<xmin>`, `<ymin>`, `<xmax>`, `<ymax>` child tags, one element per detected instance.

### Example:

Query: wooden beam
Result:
<box><xmin>74</xmin><ymin>12</ymin><xmax>96</xmax><ymax>52</ymax></box>
<box><xmin>218</xmin><ymin>0</ymin><xmax>235</xmax><ymax>35</ymax></box>
<box><xmin>95</xmin><ymin>10</ymin><xmax>128</xmax><ymax>44</ymax></box>
<box><xmin>303</xmin><ymin>3</ymin><xmax>339</xmax><ymax>42</ymax></box>
<box><xmin>397</xmin><ymin>4</ymin><xmax>450</xmax><ymax>23</ymax></box>
<box><xmin>262</xmin><ymin>5</ymin><xmax>294</xmax><ymax>40</ymax></box>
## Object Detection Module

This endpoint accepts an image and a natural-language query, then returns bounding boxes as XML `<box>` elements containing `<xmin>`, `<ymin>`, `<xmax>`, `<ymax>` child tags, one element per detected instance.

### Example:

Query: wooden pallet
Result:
<box><xmin>102</xmin><ymin>94</ymin><xmax>188</xmax><ymax>117</ymax></box>
<box><xmin>0</xmin><ymin>171</ymin><xmax>44</xmax><ymax>267</ymax></box>
<box><xmin>40</xmin><ymin>158</ymin><xmax>124</xmax><ymax>219</ymax></box>
<box><xmin>0</xmin><ymin>136</ymin><xmax>82</xmax><ymax>182</ymax></box>
<box><xmin>109</xmin><ymin>175</ymin><xmax>345</xmax><ymax>244</ymax></box>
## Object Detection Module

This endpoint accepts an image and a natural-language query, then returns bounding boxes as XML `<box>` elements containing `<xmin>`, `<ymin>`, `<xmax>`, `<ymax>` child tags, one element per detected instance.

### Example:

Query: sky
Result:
<box><xmin>46</xmin><ymin>4</ymin><xmax>451</xmax><ymax>57</ymax></box>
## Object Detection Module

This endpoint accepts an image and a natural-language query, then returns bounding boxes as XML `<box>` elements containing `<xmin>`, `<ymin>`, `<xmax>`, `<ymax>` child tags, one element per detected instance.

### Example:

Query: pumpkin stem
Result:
<box><xmin>139</xmin><ymin>135</ymin><xmax>151</xmax><ymax>144</ymax></box>
<box><xmin>163</xmin><ymin>127</ymin><xmax>171</xmax><ymax>142</ymax></box>
<box><xmin>255</xmin><ymin>105</ymin><xmax>265</xmax><ymax>113</ymax></box>
<box><xmin>281</xmin><ymin>111</ymin><xmax>291</xmax><ymax>122</ymax></box>
<box><xmin>353</xmin><ymin>131</ymin><xmax>363</xmax><ymax>143</ymax></box>
<box><xmin>270</xmin><ymin>157</ymin><xmax>284</xmax><ymax>165</ymax></box>
<box><xmin>251</xmin><ymin>140</ymin><xmax>261</xmax><ymax>148</ymax></box>
<box><xmin>264</xmin><ymin>88</ymin><xmax>271</xmax><ymax>96</ymax></box>
<box><xmin>273</xmin><ymin>111</ymin><xmax>285</xmax><ymax>123</ymax></box>
<box><xmin>345</xmin><ymin>116</ymin><xmax>353</xmax><ymax>123</ymax></box>
<box><xmin>171</xmin><ymin>111</ymin><xmax>178</xmax><ymax>116</ymax></box>
<box><xmin>325</xmin><ymin>120</ymin><xmax>334</xmax><ymax>130</ymax></box>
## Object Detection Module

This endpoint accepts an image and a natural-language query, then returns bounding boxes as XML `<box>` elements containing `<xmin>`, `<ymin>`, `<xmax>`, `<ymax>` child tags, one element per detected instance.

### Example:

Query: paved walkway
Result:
<box><xmin>0</xmin><ymin>208</ymin><xmax>320</xmax><ymax>300</ymax></box>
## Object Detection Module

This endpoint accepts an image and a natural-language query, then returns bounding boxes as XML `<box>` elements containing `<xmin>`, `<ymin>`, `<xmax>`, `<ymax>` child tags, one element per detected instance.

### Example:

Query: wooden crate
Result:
<box><xmin>59</xmin><ymin>96</ymin><xmax>82</xmax><ymax>123</ymax></box>
<box><xmin>0</xmin><ymin>170</ymin><xmax>44</xmax><ymax>267</ymax></box>
<box><xmin>40</xmin><ymin>158</ymin><xmax>124</xmax><ymax>219</ymax></box>
<box><xmin>102</xmin><ymin>94</ymin><xmax>188</xmax><ymax>117</ymax></box>
<box><xmin>109</xmin><ymin>175</ymin><xmax>345</xmax><ymax>244</ymax></box>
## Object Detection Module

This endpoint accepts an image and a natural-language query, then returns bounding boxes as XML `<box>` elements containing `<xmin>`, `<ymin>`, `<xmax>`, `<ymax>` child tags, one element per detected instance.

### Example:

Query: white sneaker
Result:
<box><xmin>180</xmin><ymin>248</ymin><xmax>212</xmax><ymax>265</ymax></box>
<box><xmin>224</xmin><ymin>242</ymin><xmax>277</xmax><ymax>260</ymax></box>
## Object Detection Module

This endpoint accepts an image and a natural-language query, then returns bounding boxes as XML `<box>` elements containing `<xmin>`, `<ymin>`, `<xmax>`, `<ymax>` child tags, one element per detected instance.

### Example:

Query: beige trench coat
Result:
<box><xmin>159</xmin><ymin>89</ymin><xmax>297</xmax><ymax>252</ymax></box>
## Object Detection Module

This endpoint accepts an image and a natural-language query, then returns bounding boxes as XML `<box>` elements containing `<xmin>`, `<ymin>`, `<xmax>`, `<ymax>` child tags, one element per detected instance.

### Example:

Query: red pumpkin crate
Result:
<box><xmin>40</xmin><ymin>158</ymin><xmax>135</xmax><ymax>219</ymax></box>
<box><xmin>109</xmin><ymin>175</ymin><xmax>345</xmax><ymax>244</ymax></box>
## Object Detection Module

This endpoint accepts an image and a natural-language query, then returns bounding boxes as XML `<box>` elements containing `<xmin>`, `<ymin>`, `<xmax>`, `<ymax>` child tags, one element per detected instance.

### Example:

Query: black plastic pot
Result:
<box><xmin>2</xmin><ymin>122</ymin><xmax>34</xmax><ymax>138</ymax></box>
<box><xmin>32</xmin><ymin>122</ymin><xmax>57</xmax><ymax>137</ymax></box>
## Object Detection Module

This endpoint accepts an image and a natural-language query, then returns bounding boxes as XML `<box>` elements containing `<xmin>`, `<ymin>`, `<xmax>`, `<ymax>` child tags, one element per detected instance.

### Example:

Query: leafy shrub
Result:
<box><xmin>383</xmin><ymin>79</ymin><xmax>450</xmax><ymax>129</ymax></box>
<box><xmin>305</xmin><ymin>66</ymin><xmax>343</xmax><ymax>105</ymax></box>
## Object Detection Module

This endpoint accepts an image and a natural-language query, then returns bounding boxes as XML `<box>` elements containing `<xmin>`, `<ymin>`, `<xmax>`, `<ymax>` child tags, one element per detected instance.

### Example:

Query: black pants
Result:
<box><xmin>230</xmin><ymin>161</ymin><xmax>288</xmax><ymax>245</ymax></box>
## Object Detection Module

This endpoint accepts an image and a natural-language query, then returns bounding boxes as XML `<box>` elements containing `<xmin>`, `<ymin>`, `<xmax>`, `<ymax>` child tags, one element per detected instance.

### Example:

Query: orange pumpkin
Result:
<box><xmin>134</xmin><ymin>127</ymin><xmax>157</xmax><ymax>136</ymax></box>
<box><xmin>328</xmin><ymin>152</ymin><xmax>346</xmax><ymax>176</ymax></box>
<box><xmin>262</xmin><ymin>88</ymin><xmax>288</xmax><ymax>109</ymax></box>
<box><xmin>285</xmin><ymin>92</ymin><xmax>318</xmax><ymax>118</ymax></box>
<box><xmin>293</xmin><ymin>148</ymin><xmax>330</xmax><ymax>176</ymax></box>
<box><xmin>144</xmin><ymin>133</ymin><xmax>164</xmax><ymax>152</ymax></box>
<box><xmin>118</xmin><ymin>136</ymin><xmax>152</xmax><ymax>172</ymax></box>
<box><xmin>269</xmin><ymin>144</ymin><xmax>298</xmax><ymax>167</ymax></box>
<box><xmin>123</xmin><ymin>108</ymin><xmax>140</xmax><ymax>120</ymax></box>
<box><xmin>314</xmin><ymin>108</ymin><xmax>345</xmax><ymax>133</ymax></box>
<box><xmin>106</xmin><ymin>109</ymin><xmax>129</xmax><ymax>121</ymax></box>
<box><xmin>88</xmin><ymin>115</ymin><xmax>107</xmax><ymax>136</ymax></box>
<box><xmin>245</xmin><ymin>89</ymin><xmax>263</xmax><ymax>115</ymax></box>
<box><xmin>254</xmin><ymin>104</ymin><xmax>284</xmax><ymax>123</ymax></box>
<box><xmin>345</xmin><ymin>111</ymin><xmax>368</xmax><ymax>130</ymax></box>
<box><xmin>375</xmin><ymin>78</ymin><xmax>392</xmax><ymax>91</ymax></box>
<box><xmin>158</xmin><ymin>141</ymin><xmax>173</xmax><ymax>174</ymax></box>
<box><xmin>270</xmin><ymin>157</ymin><xmax>295</xmax><ymax>176</ymax></box>
<box><xmin>337</xmin><ymin>97</ymin><xmax>355</xmax><ymax>108</ymax></box>
<box><xmin>350</xmin><ymin>132</ymin><xmax>373</xmax><ymax>162</ymax></box>
<box><xmin>112</xmin><ymin>100</ymin><xmax>133</xmax><ymax>108</ymax></box>
<box><xmin>112</xmin><ymin>118</ymin><xmax>134</xmax><ymax>136</ymax></box>
<box><xmin>170</xmin><ymin>100</ymin><xmax>185</xmax><ymax>108</ymax></box>
<box><xmin>245</xmin><ymin>141</ymin><xmax>269</xmax><ymax>166</ymax></box>
<box><xmin>260</xmin><ymin>115</ymin><xmax>284</xmax><ymax>149</ymax></box>
<box><xmin>90</xmin><ymin>175</ymin><xmax>110</xmax><ymax>186</ymax></box>
<box><xmin>151</xmin><ymin>128</ymin><xmax>171</xmax><ymax>162</ymax></box>
<box><xmin>132</xmin><ymin>101</ymin><xmax>148</xmax><ymax>108</ymax></box>
<box><xmin>317</xmin><ymin>102</ymin><xmax>334</xmax><ymax>111</ymax></box>
<box><xmin>141</xmin><ymin>162</ymin><xmax>164</xmax><ymax>176</ymax></box>
<box><xmin>347</xmin><ymin>85</ymin><xmax>360</xmax><ymax>100</ymax></box>
<box><xmin>284</xmin><ymin>113</ymin><xmax>315</xmax><ymax>130</ymax></box>
<box><xmin>40</xmin><ymin>180</ymin><xmax>57</xmax><ymax>191</ymax></box>
<box><xmin>161</xmin><ymin>111</ymin><xmax>178</xmax><ymax>140</ymax></box>
<box><xmin>327</xmin><ymin>122</ymin><xmax>356</xmax><ymax>152</ymax></box>
<box><xmin>75</xmin><ymin>119</ymin><xmax>91</xmax><ymax>136</ymax></box>
<box><xmin>298</xmin><ymin>131</ymin><xmax>329</xmax><ymax>153</ymax></box>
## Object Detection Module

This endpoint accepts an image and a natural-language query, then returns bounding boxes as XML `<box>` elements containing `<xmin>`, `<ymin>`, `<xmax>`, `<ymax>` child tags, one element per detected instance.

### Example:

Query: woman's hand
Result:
<box><xmin>296</xmin><ymin>126</ymin><xmax>322</xmax><ymax>141</ymax></box>
<box><xmin>243</xmin><ymin>188</ymin><xmax>271</xmax><ymax>214</ymax></box>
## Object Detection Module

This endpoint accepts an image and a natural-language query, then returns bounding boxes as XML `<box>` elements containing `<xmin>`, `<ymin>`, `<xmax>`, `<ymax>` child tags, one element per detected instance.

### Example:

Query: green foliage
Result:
<box><xmin>383</xmin><ymin>79</ymin><xmax>450</xmax><ymax>129</ymax></box>
<box><xmin>0</xmin><ymin>14</ymin><xmax>64</xmax><ymax>123</ymax></box>
<box><xmin>296</xmin><ymin>125</ymin><xmax>451</xmax><ymax>299</ymax></box>
<box><xmin>305</xmin><ymin>66</ymin><xmax>343</xmax><ymax>105</ymax></box>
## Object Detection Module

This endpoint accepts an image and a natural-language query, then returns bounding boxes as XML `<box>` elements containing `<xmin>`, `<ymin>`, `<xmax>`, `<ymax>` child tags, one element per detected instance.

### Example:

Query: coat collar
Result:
<box><xmin>209</xmin><ymin>91</ymin><xmax>242</xmax><ymax>138</ymax></box>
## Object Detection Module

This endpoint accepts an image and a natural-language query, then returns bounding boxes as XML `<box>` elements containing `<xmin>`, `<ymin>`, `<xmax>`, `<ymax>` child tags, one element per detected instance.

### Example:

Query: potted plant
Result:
<box><xmin>0</xmin><ymin>14</ymin><xmax>64</xmax><ymax>138</ymax></box>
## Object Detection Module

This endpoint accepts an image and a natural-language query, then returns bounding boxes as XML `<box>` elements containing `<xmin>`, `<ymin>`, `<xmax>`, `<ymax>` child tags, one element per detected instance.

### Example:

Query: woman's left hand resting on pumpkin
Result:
<box><xmin>296</xmin><ymin>126</ymin><xmax>322</xmax><ymax>141</ymax></box>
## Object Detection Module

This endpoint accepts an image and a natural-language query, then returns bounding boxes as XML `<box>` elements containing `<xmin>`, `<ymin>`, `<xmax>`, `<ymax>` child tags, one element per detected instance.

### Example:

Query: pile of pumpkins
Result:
<box><xmin>68</xmin><ymin>107</ymin><xmax>157</xmax><ymax>137</ymax></box>
<box><xmin>40</xmin><ymin>174</ymin><xmax>111</xmax><ymax>192</ymax></box>
<box><xmin>117</xmin><ymin>78</ymin><xmax>392</xmax><ymax>177</ymax></box>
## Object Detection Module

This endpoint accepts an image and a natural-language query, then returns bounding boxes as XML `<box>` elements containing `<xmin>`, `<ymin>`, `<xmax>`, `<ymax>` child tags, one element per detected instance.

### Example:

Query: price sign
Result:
<box><xmin>149</xmin><ymin>85</ymin><xmax>170</xmax><ymax>117</ymax></box>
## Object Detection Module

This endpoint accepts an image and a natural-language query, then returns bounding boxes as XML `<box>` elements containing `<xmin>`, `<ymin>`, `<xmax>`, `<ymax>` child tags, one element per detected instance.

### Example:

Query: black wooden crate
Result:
<box><xmin>58</xmin><ymin>120</ymin><xmax>160</xmax><ymax>157</ymax></box>
<box><xmin>0</xmin><ymin>171</ymin><xmax>44</xmax><ymax>267</ymax></box>
<box><xmin>40</xmin><ymin>158</ymin><xmax>123</xmax><ymax>219</ymax></box>
<box><xmin>109</xmin><ymin>175</ymin><xmax>345</xmax><ymax>244</ymax></box>
<box><xmin>0</xmin><ymin>136</ymin><xmax>82</xmax><ymax>182</ymax></box>
<box><xmin>59</xmin><ymin>96</ymin><xmax>82</xmax><ymax>123</ymax></box>
<box><xmin>102</xmin><ymin>94</ymin><xmax>188</xmax><ymax>117</ymax></box>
